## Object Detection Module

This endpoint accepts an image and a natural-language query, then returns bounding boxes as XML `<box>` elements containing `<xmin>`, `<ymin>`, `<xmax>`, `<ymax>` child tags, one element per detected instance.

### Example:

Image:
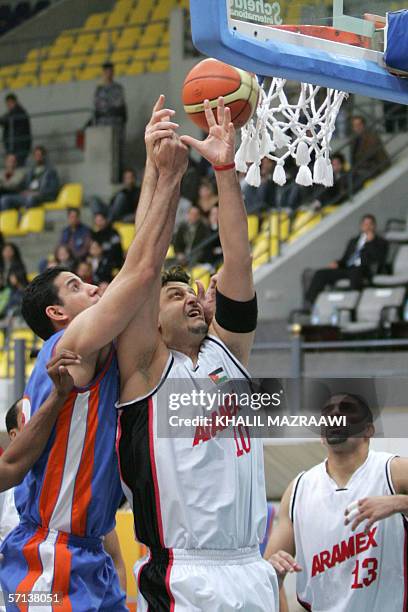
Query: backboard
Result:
<box><xmin>189</xmin><ymin>0</ymin><xmax>408</xmax><ymax>103</ymax></box>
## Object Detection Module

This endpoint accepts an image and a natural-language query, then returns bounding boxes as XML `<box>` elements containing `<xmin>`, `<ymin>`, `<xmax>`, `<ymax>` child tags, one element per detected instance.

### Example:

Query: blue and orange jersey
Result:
<box><xmin>14</xmin><ymin>330</ymin><xmax>123</xmax><ymax>538</ymax></box>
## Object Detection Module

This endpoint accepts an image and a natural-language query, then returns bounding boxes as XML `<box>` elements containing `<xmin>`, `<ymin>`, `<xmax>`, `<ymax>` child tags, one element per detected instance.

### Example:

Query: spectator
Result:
<box><xmin>0</xmin><ymin>242</ymin><xmax>26</xmax><ymax>286</ymax></box>
<box><xmin>92</xmin><ymin>212</ymin><xmax>123</xmax><ymax>269</ymax></box>
<box><xmin>93</xmin><ymin>61</ymin><xmax>127</xmax><ymax>179</ymax></box>
<box><xmin>59</xmin><ymin>208</ymin><xmax>92</xmax><ymax>260</ymax></box>
<box><xmin>0</xmin><ymin>145</ymin><xmax>59</xmax><ymax>211</ymax></box>
<box><xmin>88</xmin><ymin>240</ymin><xmax>113</xmax><ymax>284</ymax></box>
<box><xmin>383</xmin><ymin>101</ymin><xmax>407</xmax><ymax>134</ymax></box>
<box><xmin>75</xmin><ymin>260</ymin><xmax>93</xmax><ymax>284</ymax></box>
<box><xmin>53</xmin><ymin>244</ymin><xmax>76</xmax><ymax>271</ymax></box>
<box><xmin>0</xmin><ymin>154</ymin><xmax>25</xmax><ymax>196</ymax></box>
<box><xmin>6</xmin><ymin>268</ymin><xmax>28</xmax><ymax>317</ymax></box>
<box><xmin>304</xmin><ymin>214</ymin><xmax>388</xmax><ymax>308</ymax></box>
<box><xmin>197</xmin><ymin>178</ymin><xmax>218</xmax><ymax>216</ymax></box>
<box><xmin>242</xmin><ymin>158</ymin><xmax>276</xmax><ymax>214</ymax></box>
<box><xmin>173</xmin><ymin>205</ymin><xmax>211</xmax><ymax>267</ymax></box>
<box><xmin>351</xmin><ymin>116</ymin><xmax>390</xmax><ymax>191</ymax></box>
<box><xmin>205</xmin><ymin>205</ymin><xmax>223</xmax><ymax>269</ymax></box>
<box><xmin>0</xmin><ymin>93</ymin><xmax>32</xmax><ymax>166</ymax></box>
<box><xmin>90</xmin><ymin>169</ymin><xmax>139</xmax><ymax>223</ymax></box>
<box><xmin>309</xmin><ymin>153</ymin><xmax>349</xmax><ymax>210</ymax></box>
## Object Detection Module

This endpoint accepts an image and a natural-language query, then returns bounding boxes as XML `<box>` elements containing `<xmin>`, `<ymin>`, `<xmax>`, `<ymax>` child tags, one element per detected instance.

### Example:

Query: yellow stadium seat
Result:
<box><xmin>151</xmin><ymin>1</ymin><xmax>173</xmax><ymax>20</ymax></box>
<box><xmin>77</xmin><ymin>66</ymin><xmax>102</xmax><ymax>81</ymax></box>
<box><xmin>134</xmin><ymin>47</ymin><xmax>155</xmax><ymax>60</ymax></box>
<box><xmin>44</xmin><ymin>183</ymin><xmax>83</xmax><ymax>210</ymax></box>
<box><xmin>54</xmin><ymin>70</ymin><xmax>76</xmax><ymax>83</ymax></box>
<box><xmin>19</xmin><ymin>208</ymin><xmax>45</xmax><ymax>234</ymax></box>
<box><xmin>125</xmin><ymin>61</ymin><xmax>144</xmax><ymax>75</ymax></box>
<box><xmin>128</xmin><ymin>4</ymin><xmax>152</xmax><ymax>25</ymax></box>
<box><xmin>25</xmin><ymin>48</ymin><xmax>43</xmax><ymax>61</ymax></box>
<box><xmin>64</xmin><ymin>55</ymin><xmax>87</xmax><ymax>70</ymax></box>
<box><xmin>40</xmin><ymin>71</ymin><xmax>58</xmax><ymax>86</ymax></box>
<box><xmin>322</xmin><ymin>205</ymin><xmax>339</xmax><ymax>216</ymax></box>
<box><xmin>9</xmin><ymin>75</ymin><xmax>38</xmax><ymax>89</ymax></box>
<box><xmin>260</xmin><ymin>211</ymin><xmax>290</xmax><ymax>241</ymax></box>
<box><xmin>247</xmin><ymin>215</ymin><xmax>259</xmax><ymax>242</ymax></box>
<box><xmin>19</xmin><ymin>62</ymin><xmax>38</xmax><ymax>75</ymax></box>
<box><xmin>48</xmin><ymin>34</ymin><xmax>74</xmax><ymax>58</ymax></box>
<box><xmin>288</xmin><ymin>210</ymin><xmax>322</xmax><ymax>243</ymax></box>
<box><xmin>166</xmin><ymin>244</ymin><xmax>175</xmax><ymax>259</ymax></box>
<box><xmin>83</xmin><ymin>13</ymin><xmax>109</xmax><ymax>30</ymax></box>
<box><xmin>147</xmin><ymin>60</ymin><xmax>169</xmax><ymax>73</ymax></box>
<box><xmin>105</xmin><ymin>11</ymin><xmax>128</xmax><ymax>28</ymax></box>
<box><xmin>0</xmin><ymin>210</ymin><xmax>19</xmax><ymax>236</ymax></box>
<box><xmin>72</xmin><ymin>33</ymin><xmax>97</xmax><ymax>53</ymax></box>
<box><xmin>27</xmin><ymin>272</ymin><xmax>37</xmax><ymax>282</ymax></box>
<box><xmin>190</xmin><ymin>266</ymin><xmax>211</xmax><ymax>290</ymax></box>
<box><xmin>86</xmin><ymin>52</ymin><xmax>109</xmax><ymax>67</ymax></box>
<box><xmin>111</xmin><ymin>50</ymin><xmax>134</xmax><ymax>64</ymax></box>
<box><xmin>114</xmin><ymin>223</ymin><xmax>135</xmax><ymax>252</ymax></box>
<box><xmin>113</xmin><ymin>63</ymin><xmax>129</xmax><ymax>77</ymax></box>
<box><xmin>93</xmin><ymin>31</ymin><xmax>118</xmax><ymax>52</ymax></box>
<box><xmin>139</xmin><ymin>24</ymin><xmax>165</xmax><ymax>46</ymax></box>
<box><xmin>42</xmin><ymin>58</ymin><xmax>63</xmax><ymax>72</ymax></box>
<box><xmin>0</xmin><ymin>64</ymin><xmax>19</xmax><ymax>77</ymax></box>
<box><xmin>156</xmin><ymin>46</ymin><xmax>170</xmax><ymax>60</ymax></box>
<box><xmin>117</xmin><ymin>26</ymin><xmax>141</xmax><ymax>50</ymax></box>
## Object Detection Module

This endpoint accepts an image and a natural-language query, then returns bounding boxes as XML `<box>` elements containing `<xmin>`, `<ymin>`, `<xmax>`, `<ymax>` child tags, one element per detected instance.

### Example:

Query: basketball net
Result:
<box><xmin>235</xmin><ymin>78</ymin><xmax>348</xmax><ymax>188</ymax></box>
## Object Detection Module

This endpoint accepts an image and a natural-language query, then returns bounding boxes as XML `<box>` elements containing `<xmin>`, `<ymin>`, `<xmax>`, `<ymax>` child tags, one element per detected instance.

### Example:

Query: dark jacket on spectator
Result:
<box><xmin>24</xmin><ymin>163</ymin><xmax>60</xmax><ymax>201</ymax></box>
<box><xmin>0</xmin><ymin>103</ymin><xmax>31</xmax><ymax>162</ymax></box>
<box><xmin>173</xmin><ymin>220</ymin><xmax>211</xmax><ymax>265</ymax></box>
<box><xmin>337</xmin><ymin>234</ymin><xmax>388</xmax><ymax>277</ymax></box>
<box><xmin>92</xmin><ymin>225</ymin><xmax>123</xmax><ymax>269</ymax></box>
<box><xmin>351</xmin><ymin>130</ymin><xmax>390</xmax><ymax>181</ymax></box>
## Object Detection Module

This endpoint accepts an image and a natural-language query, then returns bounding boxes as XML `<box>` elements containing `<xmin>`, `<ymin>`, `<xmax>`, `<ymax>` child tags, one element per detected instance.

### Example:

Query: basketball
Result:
<box><xmin>182</xmin><ymin>58</ymin><xmax>259</xmax><ymax>131</ymax></box>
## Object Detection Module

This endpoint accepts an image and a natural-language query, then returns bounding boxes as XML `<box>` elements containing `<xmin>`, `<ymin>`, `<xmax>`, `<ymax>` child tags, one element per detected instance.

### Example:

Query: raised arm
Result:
<box><xmin>181</xmin><ymin>98</ymin><xmax>255</xmax><ymax>366</ymax></box>
<box><xmin>117</xmin><ymin>134</ymin><xmax>189</xmax><ymax>399</ymax></box>
<box><xmin>58</xmin><ymin>106</ymin><xmax>185</xmax><ymax>361</ymax></box>
<box><xmin>0</xmin><ymin>351</ymin><xmax>79</xmax><ymax>492</ymax></box>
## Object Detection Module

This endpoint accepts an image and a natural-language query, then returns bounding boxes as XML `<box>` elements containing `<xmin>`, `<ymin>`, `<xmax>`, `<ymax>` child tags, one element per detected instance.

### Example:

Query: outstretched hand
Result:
<box><xmin>181</xmin><ymin>97</ymin><xmax>235</xmax><ymax>166</ymax></box>
<box><xmin>145</xmin><ymin>94</ymin><xmax>180</xmax><ymax>166</ymax></box>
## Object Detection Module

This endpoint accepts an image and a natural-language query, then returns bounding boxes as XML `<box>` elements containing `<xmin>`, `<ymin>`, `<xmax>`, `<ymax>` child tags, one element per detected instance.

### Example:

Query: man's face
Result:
<box><xmin>103</xmin><ymin>67</ymin><xmax>114</xmax><ymax>82</ymax></box>
<box><xmin>187</xmin><ymin>208</ymin><xmax>200</xmax><ymax>225</ymax></box>
<box><xmin>321</xmin><ymin>394</ymin><xmax>372</xmax><ymax>451</ymax></box>
<box><xmin>332</xmin><ymin>157</ymin><xmax>342</xmax><ymax>174</ymax></box>
<box><xmin>360</xmin><ymin>217</ymin><xmax>375</xmax><ymax>235</ymax></box>
<box><xmin>47</xmin><ymin>271</ymin><xmax>100</xmax><ymax>326</ymax></box>
<box><xmin>159</xmin><ymin>282</ymin><xmax>208</xmax><ymax>343</ymax></box>
<box><xmin>5</xmin><ymin>154</ymin><xmax>16</xmax><ymax>172</ymax></box>
<box><xmin>94</xmin><ymin>214</ymin><xmax>107</xmax><ymax>230</ymax></box>
<box><xmin>123</xmin><ymin>170</ymin><xmax>135</xmax><ymax>188</ymax></box>
<box><xmin>68</xmin><ymin>210</ymin><xmax>80</xmax><ymax>227</ymax></box>
<box><xmin>34</xmin><ymin>148</ymin><xmax>44</xmax><ymax>164</ymax></box>
<box><xmin>8</xmin><ymin>400</ymin><xmax>23</xmax><ymax>441</ymax></box>
<box><xmin>5</xmin><ymin>98</ymin><xmax>16</xmax><ymax>112</ymax></box>
<box><xmin>352</xmin><ymin>118</ymin><xmax>365</xmax><ymax>135</ymax></box>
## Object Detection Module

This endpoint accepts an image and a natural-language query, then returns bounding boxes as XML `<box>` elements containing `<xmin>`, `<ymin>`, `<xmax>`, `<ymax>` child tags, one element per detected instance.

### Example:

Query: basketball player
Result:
<box><xmin>0</xmin><ymin>351</ymin><xmax>80</xmax><ymax>493</ymax></box>
<box><xmin>265</xmin><ymin>393</ymin><xmax>408</xmax><ymax>611</ymax></box>
<box><xmin>0</xmin><ymin>100</ymin><xmax>188</xmax><ymax>610</ymax></box>
<box><xmin>115</xmin><ymin>98</ymin><xmax>278</xmax><ymax>611</ymax></box>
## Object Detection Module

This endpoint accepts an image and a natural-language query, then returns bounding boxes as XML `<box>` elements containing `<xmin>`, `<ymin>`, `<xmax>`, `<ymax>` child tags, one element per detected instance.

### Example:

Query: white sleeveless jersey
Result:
<box><xmin>116</xmin><ymin>335</ymin><xmax>267</xmax><ymax>550</ymax></box>
<box><xmin>291</xmin><ymin>450</ymin><xmax>407</xmax><ymax>611</ymax></box>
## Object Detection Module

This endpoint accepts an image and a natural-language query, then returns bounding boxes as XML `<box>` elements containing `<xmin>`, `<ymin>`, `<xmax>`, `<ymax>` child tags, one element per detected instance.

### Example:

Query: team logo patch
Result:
<box><xmin>209</xmin><ymin>367</ymin><xmax>228</xmax><ymax>384</ymax></box>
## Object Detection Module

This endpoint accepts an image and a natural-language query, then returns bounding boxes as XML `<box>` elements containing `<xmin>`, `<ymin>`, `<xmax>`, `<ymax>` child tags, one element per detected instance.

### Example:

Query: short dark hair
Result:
<box><xmin>102</xmin><ymin>61</ymin><xmax>114</xmax><ymax>70</ymax></box>
<box><xmin>5</xmin><ymin>399</ymin><xmax>21</xmax><ymax>433</ymax></box>
<box><xmin>161</xmin><ymin>266</ymin><xmax>190</xmax><ymax>287</ymax></box>
<box><xmin>5</xmin><ymin>93</ymin><xmax>17</xmax><ymax>103</ymax></box>
<box><xmin>22</xmin><ymin>267</ymin><xmax>68</xmax><ymax>340</ymax></box>
<box><xmin>34</xmin><ymin>145</ymin><xmax>46</xmax><ymax>156</ymax></box>
<box><xmin>67</xmin><ymin>207</ymin><xmax>80</xmax><ymax>216</ymax></box>
<box><xmin>361</xmin><ymin>213</ymin><xmax>376</xmax><ymax>226</ymax></box>
<box><xmin>353</xmin><ymin>115</ymin><xmax>366</xmax><ymax>126</ymax></box>
<box><xmin>332</xmin><ymin>152</ymin><xmax>345</xmax><ymax>165</ymax></box>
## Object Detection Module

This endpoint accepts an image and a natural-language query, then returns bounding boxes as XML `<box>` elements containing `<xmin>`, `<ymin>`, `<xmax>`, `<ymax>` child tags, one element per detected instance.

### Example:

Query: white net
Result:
<box><xmin>235</xmin><ymin>78</ymin><xmax>348</xmax><ymax>188</ymax></box>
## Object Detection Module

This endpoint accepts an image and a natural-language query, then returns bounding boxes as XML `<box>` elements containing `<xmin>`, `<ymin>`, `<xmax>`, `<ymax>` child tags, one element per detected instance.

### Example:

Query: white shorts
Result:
<box><xmin>134</xmin><ymin>546</ymin><xmax>279</xmax><ymax>612</ymax></box>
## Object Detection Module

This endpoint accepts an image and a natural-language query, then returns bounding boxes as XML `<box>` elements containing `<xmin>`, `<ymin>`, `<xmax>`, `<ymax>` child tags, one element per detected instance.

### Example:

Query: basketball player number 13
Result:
<box><xmin>233</xmin><ymin>425</ymin><xmax>251</xmax><ymax>457</ymax></box>
<box><xmin>351</xmin><ymin>557</ymin><xmax>378</xmax><ymax>589</ymax></box>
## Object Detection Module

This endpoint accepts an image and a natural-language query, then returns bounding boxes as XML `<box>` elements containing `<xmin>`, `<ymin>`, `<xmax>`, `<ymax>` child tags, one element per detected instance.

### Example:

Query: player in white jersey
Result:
<box><xmin>115</xmin><ymin>98</ymin><xmax>278</xmax><ymax>610</ymax></box>
<box><xmin>265</xmin><ymin>393</ymin><xmax>408</xmax><ymax>612</ymax></box>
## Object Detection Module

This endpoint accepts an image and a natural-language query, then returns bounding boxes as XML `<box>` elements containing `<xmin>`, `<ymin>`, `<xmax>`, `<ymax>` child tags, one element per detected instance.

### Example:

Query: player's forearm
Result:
<box><xmin>0</xmin><ymin>390</ymin><xmax>66</xmax><ymax>491</ymax></box>
<box><xmin>134</xmin><ymin>160</ymin><xmax>158</xmax><ymax>232</ymax></box>
<box><xmin>393</xmin><ymin>495</ymin><xmax>408</xmax><ymax>515</ymax></box>
<box><xmin>215</xmin><ymin>168</ymin><xmax>252</xmax><ymax>266</ymax></box>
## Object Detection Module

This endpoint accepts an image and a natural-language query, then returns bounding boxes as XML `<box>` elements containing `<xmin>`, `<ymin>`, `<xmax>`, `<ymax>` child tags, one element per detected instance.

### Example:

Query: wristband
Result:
<box><xmin>213</xmin><ymin>162</ymin><xmax>236</xmax><ymax>172</ymax></box>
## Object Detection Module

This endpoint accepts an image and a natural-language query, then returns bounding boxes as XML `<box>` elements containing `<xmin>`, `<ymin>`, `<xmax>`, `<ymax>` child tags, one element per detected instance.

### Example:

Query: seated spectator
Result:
<box><xmin>304</xmin><ymin>214</ymin><xmax>388</xmax><ymax>308</ymax></box>
<box><xmin>0</xmin><ymin>145</ymin><xmax>59</xmax><ymax>211</ymax></box>
<box><xmin>309</xmin><ymin>153</ymin><xmax>349</xmax><ymax>210</ymax></box>
<box><xmin>88</xmin><ymin>240</ymin><xmax>113</xmax><ymax>284</ymax></box>
<box><xmin>205</xmin><ymin>206</ymin><xmax>223</xmax><ymax>269</ymax></box>
<box><xmin>197</xmin><ymin>178</ymin><xmax>218</xmax><ymax>216</ymax></box>
<box><xmin>173</xmin><ymin>206</ymin><xmax>211</xmax><ymax>267</ymax></box>
<box><xmin>242</xmin><ymin>158</ymin><xmax>276</xmax><ymax>214</ymax></box>
<box><xmin>6</xmin><ymin>268</ymin><xmax>28</xmax><ymax>317</ymax></box>
<box><xmin>75</xmin><ymin>260</ymin><xmax>93</xmax><ymax>284</ymax></box>
<box><xmin>90</xmin><ymin>169</ymin><xmax>140</xmax><ymax>222</ymax></box>
<box><xmin>92</xmin><ymin>212</ymin><xmax>123</xmax><ymax>269</ymax></box>
<box><xmin>1</xmin><ymin>242</ymin><xmax>26</xmax><ymax>285</ymax></box>
<box><xmin>351</xmin><ymin>116</ymin><xmax>390</xmax><ymax>191</ymax></box>
<box><xmin>0</xmin><ymin>154</ymin><xmax>25</xmax><ymax>196</ymax></box>
<box><xmin>59</xmin><ymin>208</ymin><xmax>92</xmax><ymax>260</ymax></box>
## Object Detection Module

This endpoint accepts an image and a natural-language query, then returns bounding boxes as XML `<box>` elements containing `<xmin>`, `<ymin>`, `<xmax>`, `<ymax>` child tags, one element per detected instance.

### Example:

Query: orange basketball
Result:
<box><xmin>182</xmin><ymin>58</ymin><xmax>259</xmax><ymax>131</ymax></box>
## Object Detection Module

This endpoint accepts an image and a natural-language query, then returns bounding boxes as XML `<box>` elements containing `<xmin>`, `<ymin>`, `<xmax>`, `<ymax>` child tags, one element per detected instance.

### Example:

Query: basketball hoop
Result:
<box><xmin>235</xmin><ymin>78</ymin><xmax>348</xmax><ymax>188</ymax></box>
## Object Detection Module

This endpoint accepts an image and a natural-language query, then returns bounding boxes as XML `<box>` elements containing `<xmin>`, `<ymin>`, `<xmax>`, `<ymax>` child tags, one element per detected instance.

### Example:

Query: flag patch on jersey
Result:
<box><xmin>209</xmin><ymin>367</ymin><xmax>228</xmax><ymax>384</ymax></box>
